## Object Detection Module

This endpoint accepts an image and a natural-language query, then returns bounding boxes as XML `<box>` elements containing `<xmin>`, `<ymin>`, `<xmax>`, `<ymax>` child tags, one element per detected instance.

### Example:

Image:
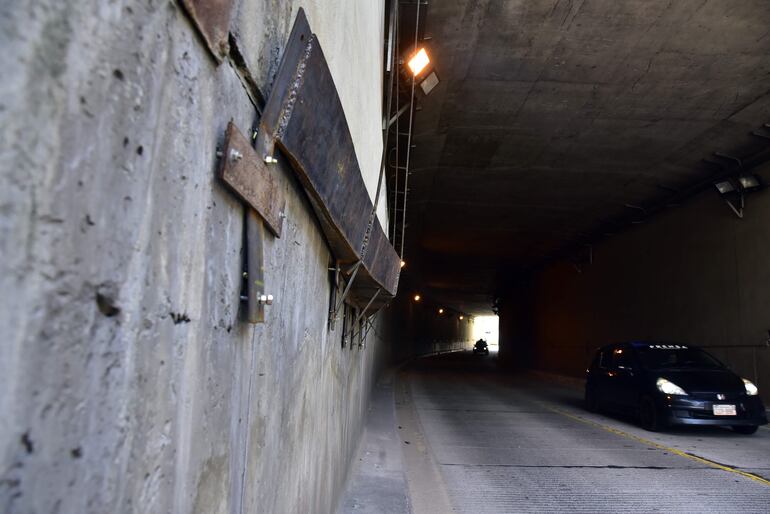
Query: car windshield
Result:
<box><xmin>637</xmin><ymin>346</ymin><xmax>723</xmax><ymax>370</ymax></box>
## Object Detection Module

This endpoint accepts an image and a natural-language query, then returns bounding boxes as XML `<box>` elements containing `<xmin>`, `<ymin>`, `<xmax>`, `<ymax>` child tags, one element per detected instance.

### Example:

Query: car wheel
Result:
<box><xmin>731</xmin><ymin>425</ymin><xmax>758</xmax><ymax>435</ymax></box>
<box><xmin>639</xmin><ymin>396</ymin><xmax>661</xmax><ymax>432</ymax></box>
<box><xmin>584</xmin><ymin>387</ymin><xmax>599</xmax><ymax>412</ymax></box>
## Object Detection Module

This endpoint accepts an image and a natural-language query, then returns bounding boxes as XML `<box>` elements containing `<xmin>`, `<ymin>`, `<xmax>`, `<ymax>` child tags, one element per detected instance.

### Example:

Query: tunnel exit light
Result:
<box><xmin>473</xmin><ymin>315</ymin><xmax>499</xmax><ymax>347</ymax></box>
<box><xmin>407</xmin><ymin>48</ymin><xmax>430</xmax><ymax>76</ymax></box>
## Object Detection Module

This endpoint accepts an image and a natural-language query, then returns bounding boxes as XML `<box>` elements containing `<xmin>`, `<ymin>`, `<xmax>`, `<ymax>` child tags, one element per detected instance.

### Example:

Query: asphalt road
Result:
<box><xmin>396</xmin><ymin>351</ymin><xmax>770</xmax><ymax>514</ymax></box>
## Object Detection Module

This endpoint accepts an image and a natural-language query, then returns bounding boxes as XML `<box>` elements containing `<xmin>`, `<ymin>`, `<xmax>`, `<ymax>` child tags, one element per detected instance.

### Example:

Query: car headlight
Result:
<box><xmin>742</xmin><ymin>378</ymin><xmax>758</xmax><ymax>396</ymax></box>
<box><xmin>656</xmin><ymin>378</ymin><xmax>687</xmax><ymax>395</ymax></box>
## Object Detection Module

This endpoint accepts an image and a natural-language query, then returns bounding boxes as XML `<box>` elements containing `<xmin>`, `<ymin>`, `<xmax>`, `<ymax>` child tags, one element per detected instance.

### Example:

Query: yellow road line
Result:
<box><xmin>544</xmin><ymin>404</ymin><xmax>770</xmax><ymax>487</ymax></box>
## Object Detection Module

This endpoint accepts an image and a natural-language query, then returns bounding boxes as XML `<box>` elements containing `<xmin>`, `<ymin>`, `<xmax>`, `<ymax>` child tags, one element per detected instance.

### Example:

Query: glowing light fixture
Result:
<box><xmin>459</xmin><ymin>315</ymin><xmax>464</xmax><ymax>320</ymax></box>
<box><xmin>714</xmin><ymin>180</ymin><xmax>735</xmax><ymax>194</ymax></box>
<box><xmin>713</xmin><ymin>173</ymin><xmax>763</xmax><ymax>218</ymax></box>
<box><xmin>413</xmin><ymin>294</ymin><xmax>421</xmax><ymax>302</ymax></box>
<box><xmin>407</xmin><ymin>48</ymin><xmax>430</xmax><ymax>76</ymax></box>
<box><xmin>438</xmin><ymin>308</ymin><xmax>444</xmax><ymax>314</ymax></box>
<box><xmin>738</xmin><ymin>174</ymin><xmax>761</xmax><ymax>190</ymax></box>
<box><xmin>400</xmin><ymin>260</ymin><xmax>406</xmax><ymax>268</ymax></box>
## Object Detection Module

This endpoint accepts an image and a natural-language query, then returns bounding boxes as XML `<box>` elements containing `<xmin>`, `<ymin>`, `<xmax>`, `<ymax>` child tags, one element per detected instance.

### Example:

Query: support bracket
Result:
<box><xmin>218</xmin><ymin>121</ymin><xmax>286</xmax><ymax>323</ymax></box>
<box><xmin>724</xmin><ymin>192</ymin><xmax>745</xmax><ymax>219</ymax></box>
<box><xmin>330</xmin><ymin>261</ymin><xmax>363</xmax><ymax>324</ymax></box>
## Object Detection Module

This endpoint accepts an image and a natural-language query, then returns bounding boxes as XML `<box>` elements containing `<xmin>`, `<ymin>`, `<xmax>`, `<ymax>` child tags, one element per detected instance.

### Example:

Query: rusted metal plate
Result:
<box><xmin>179</xmin><ymin>0</ymin><xmax>233</xmax><ymax>62</ymax></box>
<box><xmin>362</xmin><ymin>218</ymin><xmax>400</xmax><ymax>294</ymax></box>
<box><xmin>219</xmin><ymin>121</ymin><xmax>285</xmax><ymax>237</ymax></box>
<box><xmin>254</xmin><ymin>8</ymin><xmax>400</xmax><ymax>301</ymax></box>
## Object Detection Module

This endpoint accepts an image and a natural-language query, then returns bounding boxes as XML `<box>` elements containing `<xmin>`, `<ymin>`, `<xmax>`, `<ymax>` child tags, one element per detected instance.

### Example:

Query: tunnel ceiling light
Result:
<box><xmin>413</xmin><ymin>294</ymin><xmax>421</xmax><ymax>302</ymax></box>
<box><xmin>713</xmin><ymin>173</ymin><xmax>763</xmax><ymax>219</ymax></box>
<box><xmin>714</xmin><ymin>180</ymin><xmax>735</xmax><ymax>194</ymax></box>
<box><xmin>738</xmin><ymin>174</ymin><xmax>761</xmax><ymax>191</ymax></box>
<box><xmin>407</xmin><ymin>48</ymin><xmax>430</xmax><ymax>76</ymax></box>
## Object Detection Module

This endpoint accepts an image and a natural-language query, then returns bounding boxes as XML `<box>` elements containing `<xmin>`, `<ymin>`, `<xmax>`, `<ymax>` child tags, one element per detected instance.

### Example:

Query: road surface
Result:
<box><xmin>395</xmin><ymin>351</ymin><xmax>770</xmax><ymax>513</ymax></box>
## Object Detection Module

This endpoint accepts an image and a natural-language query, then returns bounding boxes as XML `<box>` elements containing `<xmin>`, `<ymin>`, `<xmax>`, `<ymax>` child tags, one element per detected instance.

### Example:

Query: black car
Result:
<box><xmin>473</xmin><ymin>339</ymin><xmax>489</xmax><ymax>355</ymax></box>
<box><xmin>585</xmin><ymin>342</ymin><xmax>767</xmax><ymax>434</ymax></box>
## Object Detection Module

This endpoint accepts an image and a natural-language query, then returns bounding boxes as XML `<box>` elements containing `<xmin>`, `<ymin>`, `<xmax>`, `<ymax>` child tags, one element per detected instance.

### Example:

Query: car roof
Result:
<box><xmin>596</xmin><ymin>341</ymin><xmax>698</xmax><ymax>352</ymax></box>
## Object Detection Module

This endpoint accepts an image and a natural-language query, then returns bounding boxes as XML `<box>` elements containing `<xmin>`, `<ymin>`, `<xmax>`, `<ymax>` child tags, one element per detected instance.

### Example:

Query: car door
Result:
<box><xmin>609</xmin><ymin>345</ymin><xmax>640</xmax><ymax>413</ymax></box>
<box><xmin>590</xmin><ymin>346</ymin><xmax>615</xmax><ymax>407</ymax></box>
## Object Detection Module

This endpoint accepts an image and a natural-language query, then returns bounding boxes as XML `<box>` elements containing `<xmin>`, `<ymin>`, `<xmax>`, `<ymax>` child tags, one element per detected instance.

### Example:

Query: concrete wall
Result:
<box><xmin>500</xmin><ymin>163</ymin><xmax>770</xmax><ymax>402</ymax></box>
<box><xmin>0</xmin><ymin>1</ymin><xmax>388</xmax><ymax>512</ymax></box>
<box><xmin>385</xmin><ymin>292</ymin><xmax>475</xmax><ymax>364</ymax></box>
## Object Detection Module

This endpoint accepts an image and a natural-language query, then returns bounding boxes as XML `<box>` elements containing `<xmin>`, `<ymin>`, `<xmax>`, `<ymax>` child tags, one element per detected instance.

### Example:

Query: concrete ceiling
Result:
<box><xmin>397</xmin><ymin>0</ymin><xmax>770</xmax><ymax>315</ymax></box>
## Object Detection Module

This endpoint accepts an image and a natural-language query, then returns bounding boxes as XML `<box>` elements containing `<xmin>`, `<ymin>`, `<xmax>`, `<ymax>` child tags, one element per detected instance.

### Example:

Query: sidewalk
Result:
<box><xmin>337</xmin><ymin>370</ymin><xmax>410</xmax><ymax>513</ymax></box>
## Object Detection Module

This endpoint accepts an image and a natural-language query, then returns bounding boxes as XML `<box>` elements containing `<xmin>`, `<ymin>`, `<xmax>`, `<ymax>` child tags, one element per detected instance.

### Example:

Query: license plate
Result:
<box><xmin>713</xmin><ymin>404</ymin><xmax>736</xmax><ymax>416</ymax></box>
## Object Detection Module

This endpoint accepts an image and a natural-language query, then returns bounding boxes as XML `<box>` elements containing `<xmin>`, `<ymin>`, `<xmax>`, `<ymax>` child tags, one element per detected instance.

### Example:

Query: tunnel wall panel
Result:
<box><xmin>0</xmin><ymin>1</ymin><xmax>386</xmax><ymax>513</ymax></box>
<box><xmin>504</xmin><ymin>167</ymin><xmax>770</xmax><ymax>403</ymax></box>
<box><xmin>384</xmin><ymin>292</ymin><xmax>475</xmax><ymax>364</ymax></box>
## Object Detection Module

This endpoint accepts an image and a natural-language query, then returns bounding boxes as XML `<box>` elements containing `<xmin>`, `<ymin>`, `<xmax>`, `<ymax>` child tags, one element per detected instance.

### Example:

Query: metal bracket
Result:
<box><xmin>713</xmin><ymin>152</ymin><xmax>744</xmax><ymax>169</ymax></box>
<box><xmin>219</xmin><ymin>121</ymin><xmax>285</xmax><ymax>237</ymax></box>
<box><xmin>330</xmin><ymin>260</ymin><xmax>363</xmax><ymax>324</ymax></box>
<box><xmin>328</xmin><ymin>262</ymin><xmax>341</xmax><ymax>330</ymax></box>
<box><xmin>355</xmin><ymin>288</ymin><xmax>381</xmax><ymax>326</ymax></box>
<box><xmin>349</xmin><ymin>289</ymin><xmax>382</xmax><ymax>346</ymax></box>
<box><xmin>350</xmin><ymin>316</ymin><xmax>374</xmax><ymax>349</ymax></box>
<box><xmin>218</xmin><ymin>121</ymin><xmax>286</xmax><ymax>324</ymax></box>
<box><xmin>724</xmin><ymin>192</ymin><xmax>745</xmax><ymax>219</ymax></box>
<box><xmin>360</xmin><ymin>314</ymin><xmax>378</xmax><ymax>345</ymax></box>
<box><xmin>245</xmin><ymin>210</ymin><xmax>266</xmax><ymax>322</ymax></box>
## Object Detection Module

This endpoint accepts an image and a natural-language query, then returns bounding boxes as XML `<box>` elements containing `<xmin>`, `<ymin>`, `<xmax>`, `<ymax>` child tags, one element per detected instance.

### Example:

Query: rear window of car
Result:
<box><xmin>612</xmin><ymin>347</ymin><xmax>634</xmax><ymax>370</ymax></box>
<box><xmin>637</xmin><ymin>345</ymin><xmax>723</xmax><ymax>370</ymax></box>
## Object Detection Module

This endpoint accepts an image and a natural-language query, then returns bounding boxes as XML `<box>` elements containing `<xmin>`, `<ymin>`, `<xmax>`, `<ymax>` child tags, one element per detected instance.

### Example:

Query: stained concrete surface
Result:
<box><xmin>398</xmin><ymin>352</ymin><xmax>770</xmax><ymax>513</ymax></box>
<box><xmin>0</xmin><ymin>1</ymin><xmax>390</xmax><ymax>513</ymax></box>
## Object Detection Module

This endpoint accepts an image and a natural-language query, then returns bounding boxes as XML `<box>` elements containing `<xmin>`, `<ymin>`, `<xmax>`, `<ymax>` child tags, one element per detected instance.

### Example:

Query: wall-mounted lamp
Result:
<box><xmin>459</xmin><ymin>315</ymin><xmax>464</xmax><ymax>320</ymax></box>
<box><xmin>713</xmin><ymin>173</ymin><xmax>763</xmax><ymax>218</ymax></box>
<box><xmin>407</xmin><ymin>48</ymin><xmax>430</xmax><ymax>76</ymax></box>
<box><xmin>404</xmin><ymin>47</ymin><xmax>440</xmax><ymax>96</ymax></box>
<box><xmin>413</xmin><ymin>294</ymin><xmax>421</xmax><ymax>302</ymax></box>
<box><xmin>438</xmin><ymin>308</ymin><xmax>444</xmax><ymax>314</ymax></box>
<box><xmin>387</xmin><ymin>47</ymin><xmax>441</xmax><ymax>129</ymax></box>
<box><xmin>400</xmin><ymin>260</ymin><xmax>406</xmax><ymax>268</ymax></box>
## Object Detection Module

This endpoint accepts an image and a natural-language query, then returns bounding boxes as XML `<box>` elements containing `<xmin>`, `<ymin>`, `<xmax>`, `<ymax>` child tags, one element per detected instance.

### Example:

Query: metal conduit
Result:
<box><xmin>400</xmin><ymin>0</ymin><xmax>420</xmax><ymax>260</ymax></box>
